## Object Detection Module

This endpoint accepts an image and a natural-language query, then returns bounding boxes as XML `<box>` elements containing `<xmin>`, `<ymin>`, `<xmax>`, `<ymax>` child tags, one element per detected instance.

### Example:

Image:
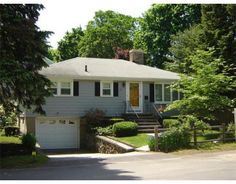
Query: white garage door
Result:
<box><xmin>36</xmin><ymin>118</ymin><xmax>79</xmax><ymax>149</ymax></box>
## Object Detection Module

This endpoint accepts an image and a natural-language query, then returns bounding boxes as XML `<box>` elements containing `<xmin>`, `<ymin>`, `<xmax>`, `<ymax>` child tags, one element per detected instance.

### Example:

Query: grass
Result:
<box><xmin>0</xmin><ymin>153</ymin><xmax>49</xmax><ymax>168</ymax></box>
<box><xmin>0</xmin><ymin>135</ymin><xmax>22</xmax><ymax>144</ymax></box>
<box><xmin>111</xmin><ymin>133</ymin><xmax>150</xmax><ymax>148</ymax></box>
<box><xmin>0</xmin><ymin>128</ymin><xmax>22</xmax><ymax>144</ymax></box>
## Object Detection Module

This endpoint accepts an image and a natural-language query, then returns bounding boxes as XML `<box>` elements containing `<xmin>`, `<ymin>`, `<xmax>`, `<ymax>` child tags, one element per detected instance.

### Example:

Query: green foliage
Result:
<box><xmin>200</xmin><ymin>5</ymin><xmax>236</xmax><ymax>76</ymax></box>
<box><xmin>47</xmin><ymin>48</ymin><xmax>60</xmax><ymax>62</ymax></box>
<box><xmin>202</xmin><ymin>130</ymin><xmax>221</xmax><ymax>140</ymax></box>
<box><xmin>0</xmin><ymin>4</ymin><xmax>52</xmax><ymax>115</ymax></box>
<box><xmin>166</xmin><ymin>25</ymin><xmax>204</xmax><ymax>73</ymax></box>
<box><xmin>21</xmin><ymin>133</ymin><xmax>36</xmax><ymax>150</ymax></box>
<box><xmin>136</xmin><ymin>4</ymin><xmax>201</xmax><ymax>68</ymax></box>
<box><xmin>226</xmin><ymin>123</ymin><xmax>235</xmax><ymax>139</ymax></box>
<box><xmin>84</xmin><ymin>108</ymin><xmax>106</xmax><ymax>132</ymax></box>
<box><xmin>0</xmin><ymin>106</ymin><xmax>17</xmax><ymax>126</ymax></box>
<box><xmin>158</xmin><ymin>127</ymin><xmax>191</xmax><ymax>152</ymax></box>
<box><xmin>4</xmin><ymin>126</ymin><xmax>20</xmax><ymax>136</ymax></box>
<box><xmin>167</xmin><ymin>49</ymin><xmax>236</xmax><ymax>121</ymax></box>
<box><xmin>179</xmin><ymin>115</ymin><xmax>210</xmax><ymax>131</ymax></box>
<box><xmin>57</xmin><ymin>27</ymin><xmax>84</xmax><ymax>61</ymax></box>
<box><xmin>94</xmin><ymin>125</ymin><xmax>113</xmax><ymax>136</ymax></box>
<box><xmin>148</xmin><ymin>136</ymin><xmax>156</xmax><ymax>151</ymax></box>
<box><xmin>112</xmin><ymin>121</ymin><xmax>138</xmax><ymax>137</ymax></box>
<box><xmin>78</xmin><ymin>10</ymin><xmax>136</xmax><ymax>58</ymax></box>
<box><xmin>163</xmin><ymin>119</ymin><xmax>180</xmax><ymax>128</ymax></box>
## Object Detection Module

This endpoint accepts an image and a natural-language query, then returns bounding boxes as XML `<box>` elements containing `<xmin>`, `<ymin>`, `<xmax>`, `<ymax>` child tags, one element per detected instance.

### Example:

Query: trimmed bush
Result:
<box><xmin>113</xmin><ymin>121</ymin><xmax>138</xmax><ymax>137</ymax></box>
<box><xmin>21</xmin><ymin>133</ymin><xmax>36</xmax><ymax>151</ymax></box>
<box><xmin>4</xmin><ymin>126</ymin><xmax>20</xmax><ymax>136</ymax></box>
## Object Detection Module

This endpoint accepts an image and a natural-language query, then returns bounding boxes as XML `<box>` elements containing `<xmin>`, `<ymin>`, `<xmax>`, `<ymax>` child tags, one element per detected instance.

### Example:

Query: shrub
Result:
<box><xmin>163</xmin><ymin>119</ymin><xmax>180</xmax><ymax>128</ymax></box>
<box><xmin>95</xmin><ymin>125</ymin><xmax>113</xmax><ymax>136</ymax></box>
<box><xmin>226</xmin><ymin>122</ymin><xmax>235</xmax><ymax>140</ymax></box>
<box><xmin>21</xmin><ymin>133</ymin><xmax>36</xmax><ymax>151</ymax></box>
<box><xmin>203</xmin><ymin>130</ymin><xmax>221</xmax><ymax>140</ymax></box>
<box><xmin>84</xmin><ymin>108</ymin><xmax>106</xmax><ymax>132</ymax></box>
<box><xmin>113</xmin><ymin>121</ymin><xmax>138</xmax><ymax>137</ymax></box>
<box><xmin>158</xmin><ymin>127</ymin><xmax>191</xmax><ymax>152</ymax></box>
<box><xmin>4</xmin><ymin>126</ymin><xmax>20</xmax><ymax>136</ymax></box>
<box><xmin>148</xmin><ymin>136</ymin><xmax>156</xmax><ymax>151</ymax></box>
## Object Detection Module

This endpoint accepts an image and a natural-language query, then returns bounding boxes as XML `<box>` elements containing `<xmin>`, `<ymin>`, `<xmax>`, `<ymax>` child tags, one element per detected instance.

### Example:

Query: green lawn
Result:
<box><xmin>111</xmin><ymin>133</ymin><xmax>150</xmax><ymax>148</ymax></box>
<box><xmin>0</xmin><ymin>154</ymin><xmax>49</xmax><ymax>168</ymax></box>
<box><xmin>0</xmin><ymin>135</ymin><xmax>22</xmax><ymax>144</ymax></box>
<box><xmin>0</xmin><ymin>128</ymin><xmax>22</xmax><ymax>144</ymax></box>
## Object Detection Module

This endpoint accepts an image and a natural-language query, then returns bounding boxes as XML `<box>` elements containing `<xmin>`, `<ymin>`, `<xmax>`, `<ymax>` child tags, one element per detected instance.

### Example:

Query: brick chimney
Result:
<box><xmin>129</xmin><ymin>49</ymin><xmax>144</xmax><ymax>64</ymax></box>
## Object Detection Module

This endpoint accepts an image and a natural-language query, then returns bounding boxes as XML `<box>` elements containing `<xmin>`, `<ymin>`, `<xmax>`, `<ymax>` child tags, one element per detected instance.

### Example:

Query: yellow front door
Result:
<box><xmin>129</xmin><ymin>83</ymin><xmax>139</xmax><ymax>107</ymax></box>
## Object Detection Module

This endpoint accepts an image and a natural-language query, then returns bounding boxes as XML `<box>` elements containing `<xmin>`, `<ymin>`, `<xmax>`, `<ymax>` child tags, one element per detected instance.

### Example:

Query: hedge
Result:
<box><xmin>113</xmin><ymin>121</ymin><xmax>138</xmax><ymax>137</ymax></box>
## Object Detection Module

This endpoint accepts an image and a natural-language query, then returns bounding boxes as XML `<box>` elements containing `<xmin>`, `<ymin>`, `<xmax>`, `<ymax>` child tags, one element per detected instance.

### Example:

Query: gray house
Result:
<box><xmin>19</xmin><ymin>50</ymin><xmax>180</xmax><ymax>150</ymax></box>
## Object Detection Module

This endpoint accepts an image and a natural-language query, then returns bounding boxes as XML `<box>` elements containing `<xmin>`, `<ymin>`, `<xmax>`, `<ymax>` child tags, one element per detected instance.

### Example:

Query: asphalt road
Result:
<box><xmin>1</xmin><ymin>151</ymin><xmax>236</xmax><ymax>180</ymax></box>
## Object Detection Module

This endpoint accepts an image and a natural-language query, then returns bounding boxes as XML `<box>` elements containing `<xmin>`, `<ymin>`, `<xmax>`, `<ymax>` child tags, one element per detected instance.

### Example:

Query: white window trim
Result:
<box><xmin>154</xmin><ymin>83</ymin><xmax>180</xmax><ymax>104</ymax></box>
<box><xmin>59</xmin><ymin>81</ymin><xmax>73</xmax><ymax>96</ymax></box>
<box><xmin>50</xmin><ymin>81</ymin><xmax>73</xmax><ymax>97</ymax></box>
<box><xmin>100</xmin><ymin>81</ymin><xmax>113</xmax><ymax>97</ymax></box>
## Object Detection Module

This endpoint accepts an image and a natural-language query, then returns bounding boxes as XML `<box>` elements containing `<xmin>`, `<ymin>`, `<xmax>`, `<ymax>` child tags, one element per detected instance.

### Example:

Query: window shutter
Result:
<box><xmin>150</xmin><ymin>83</ymin><xmax>154</xmax><ymax>102</ymax></box>
<box><xmin>113</xmin><ymin>82</ymin><xmax>119</xmax><ymax>97</ymax></box>
<box><xmin>95</xmin><ymin>82</ymin><xmax>100</xmax><ymax>96</ymax></box>
<box><xmin>73</xmin><ymin>81</ymin><xmax>79</xmax><ymax>96</ymax></box>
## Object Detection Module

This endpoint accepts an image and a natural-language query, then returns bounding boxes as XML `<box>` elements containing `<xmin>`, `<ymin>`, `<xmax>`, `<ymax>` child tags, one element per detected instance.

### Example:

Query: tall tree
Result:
<box><xmin>57</xmin><ymin>27</ymin><xmax>84</xmax><ymax>61</ymax></box>
<box><xmin>0</xmin><ymin>4</ymin><xmax>52</xmax><ymax>115</ymax></box>
<box><xmin>200</xmin><ymin>4</ymin><xmax>236</xmax><ymax>76</ymax></box>
<box><xmin>78</xmin><ymin>10</ymin><xmax>136</xmax><ymax>58</ymax></box>
<box><xmin>135</xmin><ymin>4</ymin><xmax>201</xmax><ymax>68</ymax></box>
<box><xmin>166</xmin><ymin>24</ymin><xmax>204</xmax><ymax>74</ymax></box>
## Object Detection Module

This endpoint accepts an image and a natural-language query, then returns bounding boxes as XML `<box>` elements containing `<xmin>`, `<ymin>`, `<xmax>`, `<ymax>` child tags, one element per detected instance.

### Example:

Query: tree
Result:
<box><xmin>78</xmin><ymin>10</ymin><xmax>136</xmax><ymax>58</ymax></box>
<box><xmin>136</xmin><ymin>4</ymin><xmax>201</xmax><ymax>68</ymax></box>
<box><xmin>200</xmin><ymin>4</ymin><xmax>236</xmax><ymax>76</ymax></box>
<box><xmin>165</xmin><ymin>24</ymin><xmax>204</xmax><ymax>74</ymax></box>
<box><xmin>167</xmin><ymin>49</ymin><xmax>236</xmax><ymax>122</ymax></box>
<box><xmin>57</xmin><ymin>27</ymin><xmax>84</xmax><ymax>61</ymax></box>
<box><xmin>47</xmin><ymin>48</ymin><xmax>61</xmax><ymax>62</ymax></box>
<box><xmin>0</xmin><ymin>4</ymin><xmax>52</xmax><ymax>115</ymax></box>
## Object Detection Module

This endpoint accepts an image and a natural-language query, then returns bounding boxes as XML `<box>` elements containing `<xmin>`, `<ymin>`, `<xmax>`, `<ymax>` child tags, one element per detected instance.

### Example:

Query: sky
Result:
<box><xmin>37</xmin><ymin>0</ymin><xmax>158</xmax><ymax>48</ymax></box>
<box><xmin>34</xmin><ymin>0</ymin><xmax>234</xmax><ymax>48</ymax></box>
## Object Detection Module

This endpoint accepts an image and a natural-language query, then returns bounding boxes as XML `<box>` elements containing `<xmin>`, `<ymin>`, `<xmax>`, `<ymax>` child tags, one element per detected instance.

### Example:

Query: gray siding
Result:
<box><xmin>41</xmin><ymin>80</ymin><xmax>126</xmax><ymax>117</ymax></box>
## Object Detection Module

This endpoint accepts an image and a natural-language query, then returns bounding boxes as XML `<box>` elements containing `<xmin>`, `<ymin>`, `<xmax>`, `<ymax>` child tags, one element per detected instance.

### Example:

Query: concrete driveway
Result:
<box><xmin>1</xmin><ymin>150</ymin><xmax>236</xmax><ymax>180</ymax></box>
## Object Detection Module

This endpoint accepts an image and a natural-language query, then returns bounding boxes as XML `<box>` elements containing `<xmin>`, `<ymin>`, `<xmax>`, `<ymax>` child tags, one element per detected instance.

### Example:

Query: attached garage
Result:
<box><xmin>35</xmin><ymin>117</ymin><xmax>80</xmax><ymax>150</ymax></box>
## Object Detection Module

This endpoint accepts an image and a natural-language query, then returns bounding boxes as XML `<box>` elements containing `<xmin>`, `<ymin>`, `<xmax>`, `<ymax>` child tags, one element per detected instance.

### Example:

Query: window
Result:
<box><xmin>155</xmin><ymin>83</ymin><xmax>180</xmax><ymax>103</ymax></box>
<box><xmin>101</xmin><ymin>81</ymin><xmax>113</xmax><ymax>97</ymax></box>
<box><xmin>164</xmin><ymin>84</ymin><xmax>171</xmax><ymax>101</ymax></box>
<box><xmin>50</xmin><ymin>82</ymin><xmax>58</xmax><ymax>95</ymax></box>
<box><xmin>61</xmin><ymin>82</ymin><xmax>71</xmax><ymax>95</ymax></box>
<box><xmin>155</xmin><ymin>84</ymin><xmax>163</xmax><ymax>101</ymax></box>
<box><xmin>172</xmin><ymin>90</ymin><xmax>179</xmax><ymax>101</ymax></box>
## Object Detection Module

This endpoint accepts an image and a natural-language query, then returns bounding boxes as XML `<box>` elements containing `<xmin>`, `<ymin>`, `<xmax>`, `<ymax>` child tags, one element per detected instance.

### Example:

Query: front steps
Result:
<box><xmin>122</xmin><ymin>113</ymin><xmax>162</xmax><ymax>133</ymax></box>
